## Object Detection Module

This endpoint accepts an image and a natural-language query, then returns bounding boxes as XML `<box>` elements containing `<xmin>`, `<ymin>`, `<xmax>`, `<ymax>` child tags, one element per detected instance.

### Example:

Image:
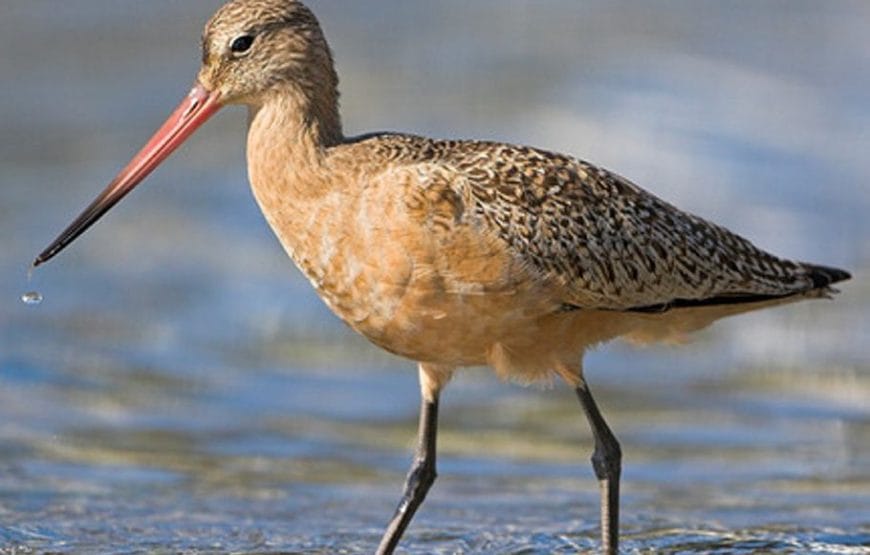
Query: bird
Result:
<box><xmin>33</xmin><ymin>0</ymin><xmax>850</xmax><ymax>553</ymax></box>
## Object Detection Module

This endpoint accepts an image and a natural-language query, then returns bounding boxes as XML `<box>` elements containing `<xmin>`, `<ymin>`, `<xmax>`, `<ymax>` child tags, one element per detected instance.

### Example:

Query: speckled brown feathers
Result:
<box><xmin>201</xmin><ymin>0</ymin><xmax>341</xmax><ymax>143</ymax></box>
<box><xmin>197</xmin><ymin>0</ymin><xmax>849</xmax><ymax>383</ymax></box>
<box><xmin>33</xmin><ymin>1</ymin><xmax>851</xmax><ymax>551</ymax></box>
<box><xmin>354</xmin><ymin>133</ymin><xmax>847</xmax><ymax>311</ymax></box>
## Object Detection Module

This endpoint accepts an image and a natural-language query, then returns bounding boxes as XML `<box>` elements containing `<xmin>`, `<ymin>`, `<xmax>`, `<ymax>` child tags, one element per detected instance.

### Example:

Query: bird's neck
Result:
<box><xmin>245</xmin><ymin>86</ymin><xmax>353</xmax><ymax>304</ymax></box>
<box><xmin>246</xmin><ymin>86</ymin><xmax>343</xmax><ymax>201</ymax></box>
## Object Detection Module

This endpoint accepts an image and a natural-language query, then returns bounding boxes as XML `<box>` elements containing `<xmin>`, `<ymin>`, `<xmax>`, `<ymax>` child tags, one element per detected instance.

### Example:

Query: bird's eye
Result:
<box><xmin>230</xmin><ymin>34</ymin><xmax>254</xmax><ymax>55</ymax></box>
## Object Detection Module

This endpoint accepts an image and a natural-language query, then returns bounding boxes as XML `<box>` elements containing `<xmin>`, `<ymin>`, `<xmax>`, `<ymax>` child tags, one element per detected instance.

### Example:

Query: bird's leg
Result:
<box><xmin>576</xmin><ymin>379</ymin><xmax>622</xmax><ymax>554</ymax></box>
<box><xmin>376</xmin><ymin>364</ymin><xmax>452</xmax><ymax>555</ymax></box>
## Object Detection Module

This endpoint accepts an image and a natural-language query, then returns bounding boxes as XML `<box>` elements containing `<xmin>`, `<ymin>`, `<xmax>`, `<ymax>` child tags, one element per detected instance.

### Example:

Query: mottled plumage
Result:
<box><xmin>209</xmin><ymin>4</ymin><xmax>850</xmax><ymax>550</ymax></box>
<box><xmin>34</xmin><ymin>0</ymin><xmax>851</xmax><ymax>553</ymax></box>
<box><xmin>356</xmin><ymin>133</ymin><xmax>846</xmax><ymax>310</ymax></box>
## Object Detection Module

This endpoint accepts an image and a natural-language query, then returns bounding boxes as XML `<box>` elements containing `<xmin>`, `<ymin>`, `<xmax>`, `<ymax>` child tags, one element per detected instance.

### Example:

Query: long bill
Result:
<box><xmin>33</xmin><ymin>82</ymin><xmax>222</xmax><ymax>267</ymax></box>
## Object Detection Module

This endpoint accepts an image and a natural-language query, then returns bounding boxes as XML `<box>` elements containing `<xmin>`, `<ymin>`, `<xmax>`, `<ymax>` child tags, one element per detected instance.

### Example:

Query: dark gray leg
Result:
<box><xmin>376</xmin><ymin>395</ymin><xmax>439</xmax><ymax>555</ymax></box>
<box><xmin>576</xmin><ymin>380</ymin><xmax>622</xmax><ymax>554</ymax></box>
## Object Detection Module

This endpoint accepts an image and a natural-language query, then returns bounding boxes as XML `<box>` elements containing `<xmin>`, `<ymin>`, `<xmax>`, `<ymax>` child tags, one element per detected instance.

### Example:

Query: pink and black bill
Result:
<box><xmin>34</xmin><ymin>83</ymin><xmax>222</xmax><ymax>267</ymax></box>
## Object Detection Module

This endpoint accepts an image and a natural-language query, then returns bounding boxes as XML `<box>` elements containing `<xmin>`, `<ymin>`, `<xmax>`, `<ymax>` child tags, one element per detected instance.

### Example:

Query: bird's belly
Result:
<box><xmin>283</xmin><ymin>231</ymin><xmax>703</xmax><ymax>382</ymax></box>
<box><xmin>256</xmin><ymin>180</ymin><xmax>564</xmax><ymax>368</ymax></box>
<box><xmin>284</xmin><ymin>234</ymin><xmax>553</xmax><ymax>365</ymax></box>
<box><xmin>340</xmin><ymin>281</ymin><xmax>559</xmax><ymax>366</ymax></box>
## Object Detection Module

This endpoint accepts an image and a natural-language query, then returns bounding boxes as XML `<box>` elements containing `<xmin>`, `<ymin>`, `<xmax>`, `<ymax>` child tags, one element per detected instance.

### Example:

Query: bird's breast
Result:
<box><xmin>250</xmin><ymin>169</ymin><xmax>560</xmax><ymax>366</ymax></box>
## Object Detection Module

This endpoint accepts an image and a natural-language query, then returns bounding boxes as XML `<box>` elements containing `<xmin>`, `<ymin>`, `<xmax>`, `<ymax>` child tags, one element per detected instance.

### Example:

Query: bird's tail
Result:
<box><xmin>802</xmin><ymin>263</ymin><xmax>851</xmax><ymax>290</ymax></box>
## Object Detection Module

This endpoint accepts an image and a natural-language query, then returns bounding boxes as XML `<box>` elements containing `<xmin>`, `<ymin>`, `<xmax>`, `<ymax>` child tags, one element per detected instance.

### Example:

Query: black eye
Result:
<box><xmin>230</xmin><ymin>34</ymin><xmax>254</xmax><ymax>54</ymax></box>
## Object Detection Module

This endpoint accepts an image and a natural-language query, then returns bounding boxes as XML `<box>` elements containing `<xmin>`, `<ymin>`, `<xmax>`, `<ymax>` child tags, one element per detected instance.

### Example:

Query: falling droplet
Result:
<box><xmin>21</xmin><ymin>291</ymin><xmax>43</xmax><ymax>306</ymax></box>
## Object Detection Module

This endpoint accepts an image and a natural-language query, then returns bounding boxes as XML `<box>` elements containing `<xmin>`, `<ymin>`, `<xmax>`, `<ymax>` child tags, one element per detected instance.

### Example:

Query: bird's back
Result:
<box><xmin>340</xmin><ymin>132</ymin><xmax>850</xmax><ymax>312</ymax></box>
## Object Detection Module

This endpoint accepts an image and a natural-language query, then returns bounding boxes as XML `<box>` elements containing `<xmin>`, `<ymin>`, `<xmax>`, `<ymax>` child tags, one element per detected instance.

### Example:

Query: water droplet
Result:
<box><xmin>21</xmin><ymin>291</ymin><xmax>43</xmax><ymax>306</ymax></box>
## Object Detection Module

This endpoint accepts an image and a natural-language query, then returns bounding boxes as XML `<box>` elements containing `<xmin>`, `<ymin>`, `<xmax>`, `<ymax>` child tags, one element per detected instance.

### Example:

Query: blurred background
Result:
<box><xmin>0</xmin><ymin>1</ymin><xmax>867</xmax><ymax>553</ymax></box>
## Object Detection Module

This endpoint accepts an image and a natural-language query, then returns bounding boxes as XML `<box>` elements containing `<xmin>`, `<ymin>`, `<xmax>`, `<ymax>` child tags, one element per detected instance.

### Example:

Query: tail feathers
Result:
<box><xmin>803</xmin><ymin>263</ymin><xmax>851</xmax><ymax>289</ymax></box>
<box><xmin>625</xmin><ymin>262</ymin><xmax>850</xmax><ymax>314</ymax></box>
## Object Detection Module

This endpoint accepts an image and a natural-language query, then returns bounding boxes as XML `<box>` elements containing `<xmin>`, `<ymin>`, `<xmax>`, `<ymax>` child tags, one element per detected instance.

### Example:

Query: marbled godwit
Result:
<box><xmin>34</xmin><ymin>0</ymin><xmax>850</xmax><ymax>553</ymax></box>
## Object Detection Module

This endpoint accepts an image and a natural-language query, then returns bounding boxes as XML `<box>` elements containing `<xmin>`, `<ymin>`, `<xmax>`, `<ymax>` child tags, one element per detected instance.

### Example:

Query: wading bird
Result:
<box><xmin>34</xmin><ymin>0</ymin><xmax>850</xmax><ymax>552</ymax></box>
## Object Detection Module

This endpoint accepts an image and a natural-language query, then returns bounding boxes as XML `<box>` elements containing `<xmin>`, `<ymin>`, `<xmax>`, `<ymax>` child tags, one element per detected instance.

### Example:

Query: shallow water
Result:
<box><xmin>1</xmin><ymin>1</ymin><xmax>868</xmax><ymax>553</ymax></box>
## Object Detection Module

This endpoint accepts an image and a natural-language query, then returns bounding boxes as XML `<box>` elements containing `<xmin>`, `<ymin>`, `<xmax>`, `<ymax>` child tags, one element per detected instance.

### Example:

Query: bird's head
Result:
<box><xmin>199</xmin><ymin>0</ymin><xmax>337</xmax><ymax>108</ymax></box>
<box><xmin>34</xmin><ymin>0</ymin><xmax>338</xmax><ymax>267</ymax></box>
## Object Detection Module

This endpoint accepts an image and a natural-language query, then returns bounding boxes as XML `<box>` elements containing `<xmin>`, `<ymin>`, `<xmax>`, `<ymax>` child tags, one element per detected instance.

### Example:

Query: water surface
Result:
<box><xmin>0</xmin><ymin>1</ymin><xmax>867</xmax><ymax>553</ymax></box>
